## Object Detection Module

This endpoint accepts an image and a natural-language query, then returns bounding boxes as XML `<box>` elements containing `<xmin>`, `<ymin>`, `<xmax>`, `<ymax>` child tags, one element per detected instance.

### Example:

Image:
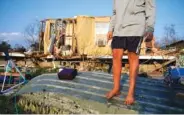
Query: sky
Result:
<box><xmin>0</xmin><ymin>0</ymin><xmax>184</xmax><ymax>47</ymax></box>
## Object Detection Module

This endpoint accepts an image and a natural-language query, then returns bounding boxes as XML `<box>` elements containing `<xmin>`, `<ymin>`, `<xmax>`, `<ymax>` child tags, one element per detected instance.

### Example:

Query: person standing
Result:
<box><xmin>106</xmin><ymin>0</ymin><xmax>156</xmax><ymax>105</ymax></box>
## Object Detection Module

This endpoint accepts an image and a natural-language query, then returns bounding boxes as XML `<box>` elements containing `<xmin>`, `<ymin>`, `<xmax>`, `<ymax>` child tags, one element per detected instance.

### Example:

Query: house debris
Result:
<box><xmin>165</xmin><ymin>40</ymin><xmax>184</xmax><ymax>50</ymax></box>
<box><xmin>1</xmin><ymin>16</ymin><xmax>182</xmax><ymax>75</ymax></box>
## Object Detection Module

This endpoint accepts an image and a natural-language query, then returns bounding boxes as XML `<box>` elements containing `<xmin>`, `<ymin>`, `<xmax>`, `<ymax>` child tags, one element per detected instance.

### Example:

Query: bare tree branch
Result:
<box><xmin>163</xmin><ymin>24</ymin><xmax>180</xmax><ymax>45</ymax></box>
<box><xmin>24</xmin><ymin>20</ymin><xmax>40</xmax><ymax>48</ymax></box>
<box><xmin>159</xmin><ymin>24</ymin><xmax>182</xmax><ymax>47</ymax></box>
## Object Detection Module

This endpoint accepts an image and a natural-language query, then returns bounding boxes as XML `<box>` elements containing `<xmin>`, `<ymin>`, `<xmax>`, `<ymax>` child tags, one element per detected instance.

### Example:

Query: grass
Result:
<box><xmin>0</xmin><ymin>95</ymin><xmax>15</xmax><ymax>114</ymax></box>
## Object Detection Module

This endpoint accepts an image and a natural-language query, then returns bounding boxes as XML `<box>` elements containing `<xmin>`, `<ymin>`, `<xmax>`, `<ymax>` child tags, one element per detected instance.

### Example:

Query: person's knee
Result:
<box><xmin>113</xmin><ymin>50</ymin><xmax>123</xmax><ymax>61</ymax></box>
<box><xmin>128</xmin><ymin>53</ymin><xmax>139</xmax><ymax>66</ymax></box>
<box><xmin>128</xmin><ymin>52</ymin><xmax>138</xmax><ymax>60</ymax></box>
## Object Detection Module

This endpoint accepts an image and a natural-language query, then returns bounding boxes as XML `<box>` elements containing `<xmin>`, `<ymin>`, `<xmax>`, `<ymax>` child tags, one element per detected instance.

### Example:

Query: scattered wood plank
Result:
<box><xmin>150</xmin><ymin>58</ymin><xmax>176</xmax><ymax>73</ymax></box>
<box><xmin>0</xmin><ymin>72</ymin><xmax>25</xmax><ymax>77</ymax></box>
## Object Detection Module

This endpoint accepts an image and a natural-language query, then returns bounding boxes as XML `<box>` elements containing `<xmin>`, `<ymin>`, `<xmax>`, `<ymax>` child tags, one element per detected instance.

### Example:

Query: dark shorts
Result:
<box><xmin>111</xmin><ymin>36</ymin><xmax>143</xmax><ymax>54</ymax></box>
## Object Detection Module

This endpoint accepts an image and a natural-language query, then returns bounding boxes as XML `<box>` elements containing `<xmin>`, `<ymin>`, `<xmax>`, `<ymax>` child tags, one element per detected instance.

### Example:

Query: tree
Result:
<box><xmin>30</xmin><ymin>42</ymin><xmax>39</xmax><ymax>51</ymax></box>
<box><xmin>0</xmin><ymin>41</ymin><xmax>11</xmax><ymax>52</ymax></box>
<box><xmin>24</xmin><ymin>20</ymin><xmax>40</xmax><ymax>50</ymax></box>
<box><xmin>162</xmin><ymin>24</ymin><xmax>180</xmax><ymax>46</ymax></box>
<box><xmin>13</xmin><ymin>44</ymin><xmax>26</xmax><ymax>52</ymax></box>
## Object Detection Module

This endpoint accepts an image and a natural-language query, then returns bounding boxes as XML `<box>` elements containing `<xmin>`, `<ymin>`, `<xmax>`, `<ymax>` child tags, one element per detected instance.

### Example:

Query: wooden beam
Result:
<box><xmin>149</xmin><ymin>58</ymin><xmax>176</xmax><ymax>73</ymax></box>
<box><xmin>0</xmin><ymin>72</ymin><xmax>25</xmax><ymax>77</ymax></box>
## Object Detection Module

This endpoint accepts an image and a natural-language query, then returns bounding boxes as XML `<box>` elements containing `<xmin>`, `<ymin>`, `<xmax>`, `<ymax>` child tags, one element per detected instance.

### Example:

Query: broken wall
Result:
<box><xmin>76</xmin><ymin>16</ymin><xmax>112</xmax><ymax>56</ymax></box>
<box><xmin>43</xmin><ymin>19</ymin><xmax>56</xmax><ymax>54</ymax></box>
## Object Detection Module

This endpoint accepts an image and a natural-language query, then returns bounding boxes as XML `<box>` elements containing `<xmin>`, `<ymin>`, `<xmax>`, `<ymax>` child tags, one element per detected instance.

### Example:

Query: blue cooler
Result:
<box><xmin>164</xmin><ymin>67</ymin><xmax>184</xmax><ymax>86</ymax></box>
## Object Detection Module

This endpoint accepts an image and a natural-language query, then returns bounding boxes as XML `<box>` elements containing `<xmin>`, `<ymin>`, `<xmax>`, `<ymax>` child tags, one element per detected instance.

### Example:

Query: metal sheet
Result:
<box><xmin>18</xmin><ymin>72</ymin><xmax>184</xmax><ymax>114</ymax></box>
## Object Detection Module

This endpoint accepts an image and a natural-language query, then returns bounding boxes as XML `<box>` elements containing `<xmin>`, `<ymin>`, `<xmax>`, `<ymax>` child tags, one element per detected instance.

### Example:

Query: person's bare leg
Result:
<box><xmin>124</xmin><ymin>52</ymin><xmax>139</xmax><ymax>105</ymax></box>
<box><xmin>106</xmin><ymin>49</ymin><xmax>123</xmax><ymax>99</ymax></box>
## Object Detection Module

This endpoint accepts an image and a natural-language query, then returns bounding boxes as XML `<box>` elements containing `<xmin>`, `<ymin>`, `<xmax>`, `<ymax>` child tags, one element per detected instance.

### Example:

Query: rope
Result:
<box><xmin>1</xmin><ymin>60</ymin><xmax>26</xmax><ymax>93</ymax></box>
<box><xmin>14</xmin><ymin>92</ymin><xmax>18</xmax><ymax>114</ymax></box>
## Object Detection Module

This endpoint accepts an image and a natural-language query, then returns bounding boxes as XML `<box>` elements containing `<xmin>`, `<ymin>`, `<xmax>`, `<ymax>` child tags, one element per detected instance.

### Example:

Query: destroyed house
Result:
<box><xmin>165</xmin><ymin>40</ymin><xmax>184</xmax><ymax>50</ymax></box>
<box><xmin>39</xmin><ymin>16</ymin><xmax>159</xmax><ymax>57</ymax></box>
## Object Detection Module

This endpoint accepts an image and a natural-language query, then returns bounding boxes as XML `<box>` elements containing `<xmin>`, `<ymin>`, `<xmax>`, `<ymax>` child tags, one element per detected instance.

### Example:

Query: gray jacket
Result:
<box><xmin>109</xmin><ymin>0</ymin><xmax>156</xmax><ymax>37</ymax></box>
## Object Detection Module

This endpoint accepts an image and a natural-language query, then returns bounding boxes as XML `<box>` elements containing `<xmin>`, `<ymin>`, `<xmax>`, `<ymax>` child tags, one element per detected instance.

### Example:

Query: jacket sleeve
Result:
<box><xmin>145</xmin><ymin>0</ymin><xmax>156</xmax><ymax>33</ymax></box>
<box><xmin>108</xmin><ymin>0</ymin><xmax>116</xmax><ymax>32</ymax></box>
